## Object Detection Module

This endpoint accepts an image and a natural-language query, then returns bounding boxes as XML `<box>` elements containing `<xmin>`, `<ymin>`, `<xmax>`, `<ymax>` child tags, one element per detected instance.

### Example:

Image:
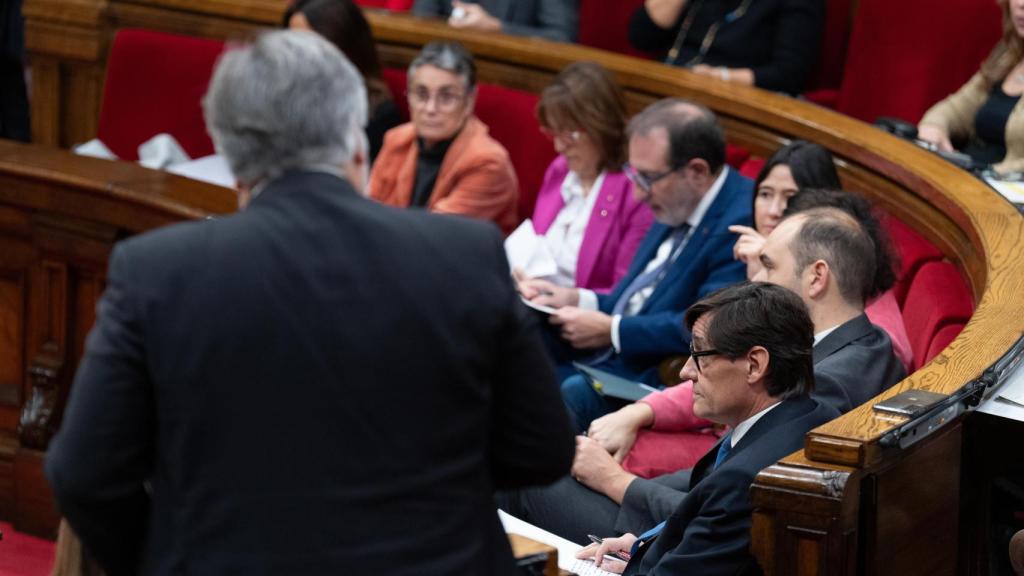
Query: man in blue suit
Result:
<box><xmin>521</xmin><ymin>98</ymin><xmax>753</xmax><ymax>430</ymax></box>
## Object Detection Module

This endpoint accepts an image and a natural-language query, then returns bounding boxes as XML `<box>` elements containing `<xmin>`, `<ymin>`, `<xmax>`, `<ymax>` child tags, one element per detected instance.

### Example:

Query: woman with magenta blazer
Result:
<box><xmin>526</xmin><ymin>61</ymin><xmax>653</xmax><ymax>293</ymax></box>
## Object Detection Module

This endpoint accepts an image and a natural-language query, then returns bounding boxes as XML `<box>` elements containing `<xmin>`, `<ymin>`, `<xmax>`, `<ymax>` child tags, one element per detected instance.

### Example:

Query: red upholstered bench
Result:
<box><xmin>927</xmin><ymin>322</ymin><xmax>965</xmax><ymax>364</ymax></box>
<box><xmin>354</xmin><ymin>0</ymin><xmax>414</xmax><ymax>10</ymax></box>
<box><xmin>882</xmin><ymin>216</ymin><xmax>945</xmax><ymax>307</ymax></box>
<box><xmin>835</xmin><ymin>0</ymin><xmax>1001</xmax><ymax>123</ymax></box>
<box><xmin>98</xmin><ymin>29</ymin><xmax>226</xmax><ymax>161</ymax></box>
<box><xmin>901</xmin><ymin>261</ymin><xmax>974</xmax><ymax>370</ymax></box>
<box><xmin>578</xmin><ymin>0</ymin><xmax>648</xmax><ymax>57</ymax></box>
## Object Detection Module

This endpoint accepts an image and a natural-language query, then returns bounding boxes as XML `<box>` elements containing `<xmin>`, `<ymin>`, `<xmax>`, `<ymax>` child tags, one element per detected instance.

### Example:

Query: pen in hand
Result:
<box><xmin>586</xmin><ymin>534</ymin><xmax>631</xmax><ymax>562</ymax></box>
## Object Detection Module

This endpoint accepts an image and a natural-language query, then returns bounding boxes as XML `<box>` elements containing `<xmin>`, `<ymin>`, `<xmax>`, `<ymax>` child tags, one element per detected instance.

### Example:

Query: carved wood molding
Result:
<box><xmin>18</xmin><ymin>343</ymin><xmax>64</xmax><ymax>451</ymax></box>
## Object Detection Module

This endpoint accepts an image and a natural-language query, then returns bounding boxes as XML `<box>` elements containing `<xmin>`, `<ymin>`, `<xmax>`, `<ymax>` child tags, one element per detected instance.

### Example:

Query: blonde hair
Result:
<box><xmin>980</xmin><ymin>0</ymin><xmax>1024</xmax><ymax>87</ymax></box>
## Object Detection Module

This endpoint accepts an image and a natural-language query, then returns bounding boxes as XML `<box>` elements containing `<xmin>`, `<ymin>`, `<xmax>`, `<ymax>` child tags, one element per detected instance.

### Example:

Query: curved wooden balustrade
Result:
<box><xmin>17</xmin><ymin>1</ymin><xmax>1024</xmax><ymax>572</ymax></box>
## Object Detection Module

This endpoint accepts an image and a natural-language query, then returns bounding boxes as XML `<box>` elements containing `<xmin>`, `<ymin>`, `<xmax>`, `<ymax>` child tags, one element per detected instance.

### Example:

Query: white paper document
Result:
<box><xmin>167</xmin><ymin>154</ymin><xmax>236</xmax><ymax>189</ymax></box>
<box><xmin>504</xmin><ymin>219</ymin><xmax>559</xmax><ymax>279</ymax></box>
<box><xmin>499</xmin><ymin>509</ymin><xmax>620</xmax><ymax>576</ymax></box>
<box><xmin>985</xmin><ymin>177</ymin><xmax>1024</xmax><ymax>205</ymax></box>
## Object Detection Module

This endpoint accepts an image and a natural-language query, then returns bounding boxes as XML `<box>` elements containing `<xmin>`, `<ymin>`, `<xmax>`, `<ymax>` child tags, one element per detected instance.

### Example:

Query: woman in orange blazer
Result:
<box><xmin>369</xmin><ymin>41</ymin><xmax>518</xmax><ymax>234</ymax></box>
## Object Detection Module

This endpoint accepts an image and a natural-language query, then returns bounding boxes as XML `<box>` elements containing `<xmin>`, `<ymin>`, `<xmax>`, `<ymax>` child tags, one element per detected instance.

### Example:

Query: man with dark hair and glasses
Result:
<box><xmin>520</xmin><ymin>98</ymin><xmax>754</xmax><ymax>431</ymax></box>
<box><xmin>574</xmin><ymin>282</ymin><xmax>838</xmax><ymax>575</ymax></box>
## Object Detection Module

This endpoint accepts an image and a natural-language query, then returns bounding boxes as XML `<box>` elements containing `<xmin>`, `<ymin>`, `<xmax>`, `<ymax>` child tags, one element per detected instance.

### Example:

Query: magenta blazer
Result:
<box><xmin>531</xmin><ymin>156</ymin><xmax>654</xmax><ymax>293</ymax></box>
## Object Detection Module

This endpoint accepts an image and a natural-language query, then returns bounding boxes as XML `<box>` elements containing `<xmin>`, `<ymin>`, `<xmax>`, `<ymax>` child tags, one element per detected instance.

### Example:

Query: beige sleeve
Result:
<box><xmin>919</xmin><ymin>72</ymin><xmax>990</xmax><ymax>141</ymax></box>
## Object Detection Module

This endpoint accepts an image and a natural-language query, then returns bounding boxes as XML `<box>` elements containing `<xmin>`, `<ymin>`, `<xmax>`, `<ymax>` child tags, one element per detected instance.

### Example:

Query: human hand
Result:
<box><xmin>917</xmin><ymin>124</ymin><xmax>954</xmax><ymax>153</ymax></box>
<box><xmin>571</xmin><ymin>435</ymin><xmax>637</xmax><ymax>502</ymax></box>
<box><xmin>588</xmin><ymin>403</ymin><xmax>655</xmax><ymax>462</ymax></box>
<box><xmin>518</xmin><ymin>278</ymin><xmax>578</xmax><ymax>308</ymax></box>
<box><xmin>728</xmin><ymin>224</ymin><xmax>766</xmax><ymax>279</ymax></box>
<box><xmin>575</xmin><ymin>533</ymin><xmax>637</xmax><ymax>573</ymax></box>
<box><xmin>550</xmin><ymin>308</ymin><xmax>612</xmax><ymax>349</ymax></box>
<box><xmin>449</xmin><ymin>1</ymin><xmax>502</xmax><ymax>31</ymax></box>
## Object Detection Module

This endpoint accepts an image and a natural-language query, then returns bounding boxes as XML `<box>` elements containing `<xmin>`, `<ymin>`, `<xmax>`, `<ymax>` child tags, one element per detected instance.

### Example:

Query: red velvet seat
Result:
<box><xmin>901</xmin><ymin>261</ymin><xmax>974</xmax><ymax>371</ymax></box>
<box><xmin>925</xmin><ymin>322</ymin><xmax>965</xmax><ymax>365</ymax></box>
<box><xmin>882</xmin><ymin>216</ymin><xmax>944</xmax><ymax>306</ymax></box>
<box><xmin>97</xmin><ymin>29</ymin><xmax>226</xmax><ymax>161</ymax></box>
<box><xmin>354</xmin><ymin>0</ymin><xmax>413</xmax><ymax>10</ymax></box>
<box><xmin>738</xmin><ymin>157</ymin><xmax>765</xmax><ymax>181</ymax></box>
<box><xmin>578</xmin><ymin>0</ymin><xmax>648</xmax><ymax>57</ymax></box>
<box><xmin>835</xmin><ymin>0</ymin><xmax>1001</xmax><ymax>123</ymax></box>
<box><xmin>800</xmin><ymin>0</ymin><xmax>855</xmax><ymax>108</ymax></box>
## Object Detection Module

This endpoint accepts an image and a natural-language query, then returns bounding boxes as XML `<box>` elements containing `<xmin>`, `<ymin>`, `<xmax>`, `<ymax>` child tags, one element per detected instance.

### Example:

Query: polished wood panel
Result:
<box><xmin>18</xmin><ymin>3</ymin><xmax>1024</xmax><ymax>573</ymax></box>
<box><xmin>0</xmin><ymin>139</ymin><xmax>236</xmax><ymax>534</ymax></box>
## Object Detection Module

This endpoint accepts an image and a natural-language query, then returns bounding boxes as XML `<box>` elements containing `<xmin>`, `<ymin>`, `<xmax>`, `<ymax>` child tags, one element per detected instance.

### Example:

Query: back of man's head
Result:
<box><xmin>788</xmin><ymin>207</ymin><xmax>877</xmax><ymax>307</ymax></box>
<box><xmin>203</xmin><ymin>30</ymin><xmax>368</xmax><ymax>186</ymax></box>
<box><xmin>685</xmin><ymin>282</ymin><xmax>815</xmax><ymax>400</ymax></box>
<box><xmin>785</xmin><ymin>188</ymin><xmax>898</xmax><ymax>300</ymax></box>
<box><xmin>626</xmin><ymin>98</ymin><xmax>726</xmax><ymax>173</ymax></box>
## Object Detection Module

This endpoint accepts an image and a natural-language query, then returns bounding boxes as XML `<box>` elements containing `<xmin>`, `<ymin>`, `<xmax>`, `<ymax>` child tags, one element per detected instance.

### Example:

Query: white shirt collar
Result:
<box><xmin>686</xmin><ymin>166</ymin><xmax>729</xmax><ymax>229</ymax></box>
<box><xmin>729</xmin><ymin>400</ymin><xmax>780</xmax><ymax>447</ymax></box>
<box><xmin>813</xmin><ymin>324</ymin><xmax>840</xmax><ymax>346</ymax></box>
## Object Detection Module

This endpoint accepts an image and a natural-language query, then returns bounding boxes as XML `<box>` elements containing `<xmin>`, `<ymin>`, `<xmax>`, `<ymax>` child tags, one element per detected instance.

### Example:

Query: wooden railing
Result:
<box><xmin>16</xmin><ymin>1</ymin><xmax>1024</xmax><ymax>572</ymax></box>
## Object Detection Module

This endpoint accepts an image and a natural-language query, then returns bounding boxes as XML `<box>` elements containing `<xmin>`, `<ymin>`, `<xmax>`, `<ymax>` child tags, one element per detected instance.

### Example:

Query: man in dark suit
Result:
<box><xmin>575</xmin><ymin>282</ymin><xmax>839</xmax><ymax>575</ymax></box>
<box><xmin>44</xmin><ymin>30</ymin><xmax>574</xmax><ymax>576</ymax></box>
<box><xmin>520</xmin><ymin>98</ymin><xmax>752</xmax><ymax>431</ymax></box>
<box><xmin>500</xmin><ymin>206</ymin><xmax>902</xmax><ymax>543</ymax></box>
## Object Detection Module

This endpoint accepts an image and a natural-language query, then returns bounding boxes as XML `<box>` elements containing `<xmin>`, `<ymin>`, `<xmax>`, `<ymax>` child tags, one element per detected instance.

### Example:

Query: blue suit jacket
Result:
<box><xmin>595</xmin><ymin>168</ymin><xmax>753</xmax><ymax>380</ymax></box>
<box><xmin>623</xmin><ymin>396</ymin><xmax>840</xmax><ymax>575</ymax></box>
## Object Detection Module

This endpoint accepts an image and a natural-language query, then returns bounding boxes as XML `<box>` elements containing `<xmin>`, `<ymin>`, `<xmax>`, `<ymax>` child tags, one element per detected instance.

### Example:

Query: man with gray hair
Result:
<box><xmin>45</xmin><ymin>30</ymin><xmax>574</xmax><ymax>575</ymax></box>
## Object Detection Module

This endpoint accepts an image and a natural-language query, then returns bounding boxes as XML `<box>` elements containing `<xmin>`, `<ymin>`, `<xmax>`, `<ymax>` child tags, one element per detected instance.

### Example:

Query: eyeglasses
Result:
<box><xmin>541</xmin><ymin>128</ymin><xmax>583</xmax><ymax>146</ymax></box>
<box><xmin>689</xmin><ymin>341</ymin><xmax>721</xmax><ymax>374</ymax></box>
<box><xmin>622</xmin><ymin>162</ymin><xmax>681</xmax><ymax>194</ymax></box>
<box><xmin>406</xmin><ymin>88</ymin><xmax>466</xmax><ymax>112</ymax></box>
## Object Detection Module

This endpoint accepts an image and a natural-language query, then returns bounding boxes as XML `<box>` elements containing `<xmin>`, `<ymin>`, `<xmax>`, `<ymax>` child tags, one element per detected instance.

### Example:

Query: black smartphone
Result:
<box><xmin>872</xmin><ymin>389</ymin><xmax>949</xmax><ymax>417</ymax></box>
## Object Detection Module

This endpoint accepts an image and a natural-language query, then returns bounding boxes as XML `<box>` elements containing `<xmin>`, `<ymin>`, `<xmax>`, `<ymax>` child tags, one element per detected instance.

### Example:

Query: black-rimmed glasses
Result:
<box><xmin>622</xmin><ymin>162</ymin><xmax>681</xmax><ymax>194</ymax></box>
<box><xmin>689</xmin><ymin>341</ymin><xmax>721</xmax><ymax>373</ymax></box>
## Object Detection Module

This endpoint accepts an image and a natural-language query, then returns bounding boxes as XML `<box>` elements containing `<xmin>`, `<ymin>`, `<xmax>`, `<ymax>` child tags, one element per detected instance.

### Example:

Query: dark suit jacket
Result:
<box><xmin>623</xmin><ymin>397</ymin><xmax>839</xmax><ymax>576</ymax></box>
<box><xmin>412</xmin><ymin>0</ymin><xmax>578</xmax><ymax>42</ymax></box>
<box><xmin>45</xmin><ymin>171</ymin><xmax>575</xmax><ymax>576</ymax></box>
<box><xmin>813</xmin><ymin>313</ymin><xmax>907</xmax><ymax>413</ymax></box>
<box><xmin>596</xmin><ymin>169</ymin><xmax>752</xmax><ymax>381</ymax></box>
<box><xmin>614</xmin><ymin>315</ymin><xmax>899</xmax><ymax>532</ymax></box>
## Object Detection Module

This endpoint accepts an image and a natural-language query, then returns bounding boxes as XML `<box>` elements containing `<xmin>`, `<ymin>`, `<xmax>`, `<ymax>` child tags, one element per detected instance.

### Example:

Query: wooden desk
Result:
<box><xmin>16</xmin><ymin>3</ymin><xmax>1024</xmax><ymax>573</ymax></box>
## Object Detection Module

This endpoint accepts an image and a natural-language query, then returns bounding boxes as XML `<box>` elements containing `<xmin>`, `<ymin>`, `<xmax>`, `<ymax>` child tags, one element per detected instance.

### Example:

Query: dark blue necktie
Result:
<box><xmin>610</xmin><ymin>225</ymin><xmax>690</xmax><ymax>316</ymax></box>
<box><xmin>713</xmin><ymin>432</ymin><xmax>734</xmax><ymax>470</ymax></box>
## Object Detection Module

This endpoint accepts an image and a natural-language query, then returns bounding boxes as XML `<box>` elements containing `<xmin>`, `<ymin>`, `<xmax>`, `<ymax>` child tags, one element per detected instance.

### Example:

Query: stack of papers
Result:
<box><xmin>499</xmin><ymin>510</ymin><xmax>621</xmax><ymax>576</ymax></box>
<box><xmin>505</xmin><ymin>219</ymin><xmax>559</xmax><ymax>279</ymax></box>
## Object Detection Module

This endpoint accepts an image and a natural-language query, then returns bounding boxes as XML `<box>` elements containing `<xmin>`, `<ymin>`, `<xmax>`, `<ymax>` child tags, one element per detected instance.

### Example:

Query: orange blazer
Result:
<box><xmin>369</xmin><ymin>116</ymin><xmax>519</xmax><ymax>234</ymax></box>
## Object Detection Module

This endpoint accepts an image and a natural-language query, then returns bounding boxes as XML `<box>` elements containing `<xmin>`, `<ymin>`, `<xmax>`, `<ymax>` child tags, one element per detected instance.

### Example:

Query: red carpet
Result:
<box><xmin>0</xmin><ymin>523</ymin><xmax>54</xmax><ymax>576</ymax></box>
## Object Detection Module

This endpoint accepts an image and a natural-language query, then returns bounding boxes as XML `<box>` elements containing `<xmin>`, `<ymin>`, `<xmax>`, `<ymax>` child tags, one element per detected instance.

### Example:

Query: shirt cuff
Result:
<box><xmin>611</xmin><ymin>314</ymin><xmax>622</xmax><ymax>353</ymax></box>
<box><xmin>577</xmin><ymin>289</ymin><xmax>598</xmax><ymax>311</ymax></box>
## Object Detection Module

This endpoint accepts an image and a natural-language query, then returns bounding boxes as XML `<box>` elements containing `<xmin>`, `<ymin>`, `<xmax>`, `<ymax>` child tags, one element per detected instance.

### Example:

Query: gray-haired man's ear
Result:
<box><xmin>345</xmin><ymin>129</ymin><xmax>370</xmax><ymax>196</ymax></box>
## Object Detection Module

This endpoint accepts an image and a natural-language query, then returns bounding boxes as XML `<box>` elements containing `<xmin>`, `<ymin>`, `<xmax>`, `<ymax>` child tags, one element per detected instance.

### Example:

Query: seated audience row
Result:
<box><xmin>409</xmin><ymin>0</ymin><xmax>826</xmax><ymax>94</ymax></box>
<box><xmin>521</xmin><ymin>99</ymin><xmax>753</xmax><ymax>431</ymax></box>
<box><xmin>500</xmin><ymin>200</ymin><xmax>904</xmax><ymax>538</ymax></box>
